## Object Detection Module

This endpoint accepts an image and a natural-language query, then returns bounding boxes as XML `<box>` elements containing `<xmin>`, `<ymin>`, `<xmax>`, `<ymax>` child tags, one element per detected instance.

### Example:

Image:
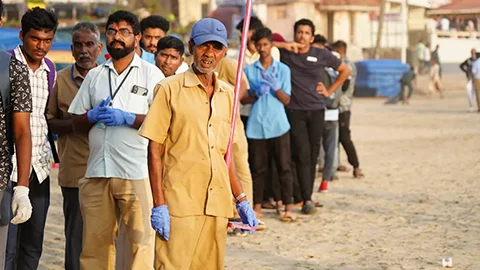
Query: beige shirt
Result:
<box><xmin>47</xmin><ymin>65</ymin><xmax>89</xmax><ymax>187</ymax></box>
<box><xmin>139</xmin><ymin>69</ymin><xmax>241</xmax><ymax>218</ymax></box>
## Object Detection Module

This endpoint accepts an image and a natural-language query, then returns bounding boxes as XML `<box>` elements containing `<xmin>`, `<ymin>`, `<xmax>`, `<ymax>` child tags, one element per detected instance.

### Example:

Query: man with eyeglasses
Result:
<box><xmin>68</xmin><ymin>11</ymin><xmax>164</xmax><ymax>269</ymax></box>
<box><xmin>46</xmin><ymin>21</ymin><xmax>103</xmax><ymax>270</ymax></box>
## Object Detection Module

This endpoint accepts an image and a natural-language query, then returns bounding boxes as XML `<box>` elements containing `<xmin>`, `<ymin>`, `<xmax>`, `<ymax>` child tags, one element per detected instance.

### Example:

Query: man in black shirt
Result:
<box><xmin>280</xmin><ymin>19</ymin><xmax>350</xmax><ymax>214</ymax></box>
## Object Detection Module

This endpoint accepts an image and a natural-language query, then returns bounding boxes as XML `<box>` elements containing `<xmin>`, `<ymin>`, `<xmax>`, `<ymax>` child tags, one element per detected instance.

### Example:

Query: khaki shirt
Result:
<box><xmin>47</xmin><ymin>65</ymin><xmax>89</xmax><ymax>187</ymax></box>
<box><xmin>139</xmin><ymin>68</ymin><xmax>241</xmax><ymax>218</ymax></box>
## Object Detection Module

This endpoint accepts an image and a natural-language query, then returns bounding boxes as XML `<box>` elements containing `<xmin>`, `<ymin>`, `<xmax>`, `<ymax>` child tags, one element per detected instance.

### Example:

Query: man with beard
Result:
<box><xmin>5</xmin><ymin>7</ymin><xmax>58</xmax><ymax>270</ymax></box>
<box><xmin>139</xmin><ymin>18</ymin><xmax>258</xmax><ymax>269</ymax></box>
<box><xmin>140</xmin><ymin>15</ymin><xmax>170</xmax><ymax>54</ymax></box>
<box><xmin>280</xmin><ymin>19</ymin><xmax>350</xmax><ymax>215</ymax></box>
<box><xmin>68</xmin><ymin>11</ymin><xmax>164</xmax><ymax>269</ymax></box>
<box><xmin>46</xmin><ymin>22</ymin><xmax>103</xmax><ymax>270</ymax></box>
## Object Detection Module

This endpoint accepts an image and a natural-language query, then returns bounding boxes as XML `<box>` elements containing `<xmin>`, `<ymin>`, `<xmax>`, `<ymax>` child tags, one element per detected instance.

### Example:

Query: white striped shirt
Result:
<box><xmin>11</xmin><ymin>45</ymin><xmax>52</xmax><ymax>183</ymax></box>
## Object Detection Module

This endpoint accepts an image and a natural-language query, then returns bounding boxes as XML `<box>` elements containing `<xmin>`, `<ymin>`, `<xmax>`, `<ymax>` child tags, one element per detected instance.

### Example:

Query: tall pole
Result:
<box><xmin>224</xmin><ymin>0</ymin><xmax>252</xmax><ymax>167</ymax></box>
<box><xmin>400</xmin><ymin>0</ymin><xmax>408</xmax><ymax>63</ymax></box>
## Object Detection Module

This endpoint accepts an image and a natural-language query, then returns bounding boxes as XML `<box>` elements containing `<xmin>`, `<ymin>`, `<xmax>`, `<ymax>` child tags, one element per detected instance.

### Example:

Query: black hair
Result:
<box><xmin>0</xmin><ymin>0</ymin><xmax>4</xmax><ymax>18</ymax></box>
<box><xmin>235</xmin><ymin>16</ymin><xmax>264</xmax><ymax>32</ymax></box>
<box><xmin>106</xmin><ymin>10</ymin><xmax>140</xmax><ymax>35</ymax></box>
<box><xmin>21</xmin><ymin>7</ymin><xmax>58</xmax><ymax>34</ymax></box>
<box><xmin>140</xmin><ymin>15</ymin><xmax>169</xmax><ymax>33</ymax></box>
<box><xmin>251</xmin><ymin>27</ymin><xmax>272</xmax><ymax>44</ymax></box>
<box><xmin>294</xmin><ymin>18</ymin><xmax>315</xmax><ymax>35</ymax></box>
<box><xmin>332</xmin><ymin>40</ymin><xmax>347</xmax><ymax>50</ymax></box>
<box><xmin>156</xmin><ymin>36</ymin><xmax>185</xmax><ymax>56</ymax></box>
<box><xmin>313</xmin><ymin>34</ymin><xmax>327</xmax><ymax>45</ymax></box>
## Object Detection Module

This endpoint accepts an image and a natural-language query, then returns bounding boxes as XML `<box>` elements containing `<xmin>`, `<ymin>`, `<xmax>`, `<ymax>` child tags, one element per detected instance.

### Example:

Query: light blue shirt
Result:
<box><xmin>472</xmin><ymin>58</ymin><xmax>480</xmax><ymax>80</ymax></box>
<box><xmin>141</xmin><ymin>47</ymin><xmax>156</xmax><ymax>65</ymax></box>
<box><xmin>68</xmin><ymin>54</ymin><xmax>165</xmax><ymax>180</ymax></box>
<box><xmin>244</xmin><ymin>60</ymin><xmax>291</xmax><ymax>140</ymax></box>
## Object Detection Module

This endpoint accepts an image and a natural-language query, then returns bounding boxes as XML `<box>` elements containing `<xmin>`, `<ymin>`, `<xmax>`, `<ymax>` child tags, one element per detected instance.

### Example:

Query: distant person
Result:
<box><xmin>459</xmin><ymin>48</ymin><xmax>479</xmax><ymax>112</ymax></box>
<box><xmin>471</xmin><ymin>56</ymin><xmax>480</xmax><ymax>112</ymax></box>
<box><xmin>313</xmin><ymin>34</ymin><xmax>327</xmax><ymax>49</ymax></box>
<box><xmin>414</xmin><ymin>41</ymin><xmax>425</xmax><ymax>74</ymax></box>
<box><xmin>154</xmin><ymin>36</ymin><xmax>186</xmax><ymax>77</ymax></box>
<box><xmin>398</xmin><ymin>66</ymin><xmax>417</xmax><ymax>105</ymax></box>
<box><xmin>423</xmin><ymin>43</ymin><xmax>431</xmax><ymax>73</ymax></box>
<box><xmin>431</xmin><ymin>44</ymin><xmax>441</xmax><ymax>78</ymax></box>
<box><xmin>428</xmin><ymin>58</ymin><xmax>444</xmax><ymax>99</ymax></box>
<box><xmin>134</xmin><ymin>15</ymin><xmax>170</xmax><ymax>64</ymax></box>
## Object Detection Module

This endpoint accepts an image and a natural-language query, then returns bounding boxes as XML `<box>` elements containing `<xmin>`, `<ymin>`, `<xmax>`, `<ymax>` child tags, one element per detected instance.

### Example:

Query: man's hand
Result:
<box><xmin>316</xmin><ymin>82</ymin><xmax>330</xmax><ymax>97</ymax></box>
<box><xmin>151</xmin><ymin>205</ymin><xmax>170</xmax><ymax>240</ymax></box>
<box><xmin>11</xmin><ymin>186</ymin><xmax>32</xmax><ymax>224</ymax></box>
<box><xmin>87</xmin><ymin>96</ymin><xmax>111</xmax><ymax>123</ymax></box>
<box><xmin>236</xmin><ymin>200</ymin><xmax>258</xmax><ymax>232</ymax></box>
<box><xmin>98</xmin><ymin>107</ymin><xmax>136</xmax><ymax>127</ymax></box>
<box><xmin>282</xmin><ymin>42</ymin><xmax>306</xmax><ymax>54</ymax></box>
<box><xmin>264</xmin><ymin>71</ymin><xmax>281</xmax><ymax>91</ymax></box>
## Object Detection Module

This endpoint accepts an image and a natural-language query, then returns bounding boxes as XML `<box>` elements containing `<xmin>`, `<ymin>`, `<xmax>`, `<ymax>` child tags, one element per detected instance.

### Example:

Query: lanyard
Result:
<box><xmin>70</xmin><ymin>65</ymin><xmax>81</xmax><ymax>89</ymax></box>
<box><xmin>108</xmin><ymin>67</ymin><xmax>134</xmax><ymax>105</ymax></box>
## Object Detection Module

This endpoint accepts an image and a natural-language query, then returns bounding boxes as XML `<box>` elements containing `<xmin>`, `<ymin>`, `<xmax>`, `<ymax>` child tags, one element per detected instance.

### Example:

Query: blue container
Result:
<box><xmin>354</xmin><ymin>60</ymin><xmax>409</xmax><ymax>97</ymax></box>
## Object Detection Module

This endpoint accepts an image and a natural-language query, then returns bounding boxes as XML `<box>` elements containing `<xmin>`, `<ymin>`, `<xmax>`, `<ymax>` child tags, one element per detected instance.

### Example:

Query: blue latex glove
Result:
<box><xmin>263</xmin><ymin>71</ymin><xmax>281</xmax><ymax>91</ymax></box>
<box><xmin>151</xmin><ymin>205</ymin><xmax>170</xmax><ymax>241</ymax></box>
<box><xmin>98</xmin><ymin>107</ymin><xmax>136</xmax><ymax>126</ymax></box>
<box><xmin>87</xmin><ymin>96</ymin><xmax>111</xmax><ymax>123</ymax></box>
<box><xmin>254</xmin><ymin>84</ymin><xmax>270</xmax><ymax>97</ymax></box>
<box><xmin>236</xmin><ymin>201</ymin><xmax>258</xmax><ymax>232</ymax></box>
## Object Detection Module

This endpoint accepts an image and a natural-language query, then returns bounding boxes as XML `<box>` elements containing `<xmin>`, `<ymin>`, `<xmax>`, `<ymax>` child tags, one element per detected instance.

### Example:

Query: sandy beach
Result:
<box><xmin>38</xmin><ymin>73</ymin><xmax>480</xmax><ymax>270</ymax></box>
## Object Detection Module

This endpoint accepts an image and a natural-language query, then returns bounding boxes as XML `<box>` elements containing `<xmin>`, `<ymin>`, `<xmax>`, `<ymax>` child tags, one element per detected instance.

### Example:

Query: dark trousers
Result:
<box><xmin>287</xmin><ymin>109</ymin><xmax>325</xmax><ymax>203</ymax></box>
<box><xmin>61</xmin><ymin>187</ymin><xmax>83</xmax><ymax>270</ymax></box>
<box><xmin>5</xmin><ymin>170</ymin><xmax>50</xmax><ymax>270</ymax></box>
<box><xmin>250</xmin><ymin>132</ymin><xmax>294</xmax><ymax>205</ymax></box>
<box><xmin>339</xmin><ymin>111</ymin><xmax>360</xmax><ymax>168</ymax></box>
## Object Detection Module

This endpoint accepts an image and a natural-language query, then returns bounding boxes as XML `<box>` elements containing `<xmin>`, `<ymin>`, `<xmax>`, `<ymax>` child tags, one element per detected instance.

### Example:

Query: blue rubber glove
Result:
<box><xmin>98</xmin><ymin>107</ymin><xmax>136</xmax><ymax>126</ymax></box>
<box><xmin>236</xmin><ymin>201</ymin><xmax>258</xmax><ymax>232</ymax></box>
<box><xmin>255</xmin><ymin>84</ymin><xmax>270</xmax><ymax>97</ymax></box>
<box><xmin>87</xmin><ymin>96</ymin><xmax>111</xmax><ymax>123</ymax></box>
<box><xmin>151</xmin><ymin>205</ymin><xmax>170</xmax><ymax>241</ymax></box>
<box><xmin>263</xmin><ymin>71</ymin><xmax>281</xmax><ymax>91</ymax></box>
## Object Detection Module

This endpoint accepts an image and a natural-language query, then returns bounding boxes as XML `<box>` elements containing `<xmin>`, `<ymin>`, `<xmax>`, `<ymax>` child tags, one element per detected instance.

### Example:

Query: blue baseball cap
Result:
<box><xmin>190</xmin><ymin>18</ymin><xmax>228</xmax><ymax>48</ymax></box>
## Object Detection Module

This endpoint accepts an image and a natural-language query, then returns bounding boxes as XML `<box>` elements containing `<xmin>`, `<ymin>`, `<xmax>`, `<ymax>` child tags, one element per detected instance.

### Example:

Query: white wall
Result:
<box><xmin>433</xmin><ymin>37</ymin><xmax>480</xmax><ymax>63</ymax></box>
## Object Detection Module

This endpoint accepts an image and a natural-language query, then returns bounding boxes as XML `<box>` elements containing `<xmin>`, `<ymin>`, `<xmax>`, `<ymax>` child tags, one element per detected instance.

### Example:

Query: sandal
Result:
<box><xmin>281</xmin><ymin>212</ymin><xmax>297</xmax><ymax>222</ymax></box>
<box><xmin>353</xmin><ymin>168</ymin><xmax>365</xmax><ymax>178</ymax></box>
<box><xmin>337</xmin><ymin>165</ymin><xmax>350</xmax><ymax>172</ymax></box>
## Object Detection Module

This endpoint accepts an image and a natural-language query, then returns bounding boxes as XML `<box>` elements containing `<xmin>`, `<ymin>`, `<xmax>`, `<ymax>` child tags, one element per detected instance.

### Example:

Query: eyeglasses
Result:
<box><xmin>106</xmin><ymin>29</ymin><xmax>133</xmax><ymax>38</ymax></box>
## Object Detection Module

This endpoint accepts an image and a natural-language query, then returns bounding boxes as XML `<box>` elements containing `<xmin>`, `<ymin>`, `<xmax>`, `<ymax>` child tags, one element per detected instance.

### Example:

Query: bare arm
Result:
<box><xmin>148</xmin><ymin>141</ymin><xmax>166</xmax><ymax>207</ymax></box>
<box><xmin>72</xmin><ymin>114</ymin><xmax>94</xmax><ymax>133</ymax></box>
<box><xmin>228</xmin><ymin>158</ymin><xmax>246</xmax><ymax>202</ymax></box>
<box><xmin>274</xmin><ymin>89</ymin><xmax>290</xmax><ymax>105</ymax></box>
<box><xmin>328</xmin><ymin>63</ymin><xmax>351</xmax><ymax>95</ymax></box>
<box><xmin>132</xmin><ymin>114</ymin><xmax>146</xmax><ymax>129</ymax></box>
<box><xmin>48</xmin><ymin>118</ymin><xmax>73</xmax><ymax>134</ymax></box>
<box><xmin>13</xmin><ymin>112</ymin><xmax>31</xmax><ymax>187</ymax></box>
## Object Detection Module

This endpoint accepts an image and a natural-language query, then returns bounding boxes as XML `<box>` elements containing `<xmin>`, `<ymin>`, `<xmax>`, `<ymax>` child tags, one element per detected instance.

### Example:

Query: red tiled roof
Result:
<box><xmin>435</xmin><ymin>0</ymin><xmax>480</xmax><ymax>11</ymax></box>
<box><xmin>318</xmin><ymin>0</ymin><xmax>379</xmax><ymax>6</ymax></box>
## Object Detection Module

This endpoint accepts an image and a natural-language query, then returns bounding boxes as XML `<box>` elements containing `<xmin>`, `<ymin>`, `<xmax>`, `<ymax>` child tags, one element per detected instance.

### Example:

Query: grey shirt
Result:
<box><xmin>339</xmin><ymin>58</ymin><xmax>357</xmax><ymax>113</ymax></box>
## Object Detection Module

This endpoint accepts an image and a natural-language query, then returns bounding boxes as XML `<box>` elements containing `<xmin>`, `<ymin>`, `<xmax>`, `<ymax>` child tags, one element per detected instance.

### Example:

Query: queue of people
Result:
<box><xmin>0</xmin><ymin>2</ymin><xmax>365</xmax><ymax>269</ymax></box>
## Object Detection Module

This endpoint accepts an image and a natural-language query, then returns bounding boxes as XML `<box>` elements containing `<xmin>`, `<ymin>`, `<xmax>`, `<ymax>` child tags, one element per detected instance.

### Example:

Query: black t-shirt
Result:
<box><xmin>280</xmin><ymin>46</ymin><xmax>342</xmax><ymax>110</ymax></box>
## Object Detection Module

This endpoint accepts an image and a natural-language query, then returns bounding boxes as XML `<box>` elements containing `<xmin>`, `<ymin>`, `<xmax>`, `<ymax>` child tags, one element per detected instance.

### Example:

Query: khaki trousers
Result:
<box><xmin>79</xmin><ymin>177</ymin><xmax>154</xmax><ymax>270</ymax></box>
<box><xmin>474</xmin><ymin>79</ymin><xmax>480</xmax><ymax>111</ymax></box>
<box><xmin>155</xmin><ymin>215</ymin><xmax>228</xmax><ymax>270</ymax></box>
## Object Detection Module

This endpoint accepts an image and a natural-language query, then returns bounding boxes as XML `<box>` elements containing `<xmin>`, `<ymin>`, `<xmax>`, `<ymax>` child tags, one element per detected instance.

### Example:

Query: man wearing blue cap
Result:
<box><xmin>139</xmin><ymin>18</ymin><xmax>258</xmax><ymax>269</ymax></box>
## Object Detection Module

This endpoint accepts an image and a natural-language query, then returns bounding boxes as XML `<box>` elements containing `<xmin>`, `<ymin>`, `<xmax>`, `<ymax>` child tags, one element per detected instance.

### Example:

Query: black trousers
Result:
<box><xmin>287</xmin><ymin>109</ymin><xmax>325</xmax><ymax>203</ymax></box>
<box><xmin>339</xmin><ymin>111</ymin><xmax>360</xmax><ymax>168</ymax></box>
<box><xmin>61</xmin><ymin>187</ymin><xmax>83</xmax><ymax>270</ymax></box>
<box><xmin>5</xmin><ymin>170</ymin><xmax>50</xmax><ymax>270</ymax></box>
<box><xmin>250</xmin><ymin>132</ymin><xmax>294</xmax><ymax>205</ymax></box>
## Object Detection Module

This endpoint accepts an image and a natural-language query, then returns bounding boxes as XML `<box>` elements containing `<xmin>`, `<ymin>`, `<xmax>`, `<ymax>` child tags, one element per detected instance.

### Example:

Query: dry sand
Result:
<box><xmin>39</xmin><ymin>73</ymin><xmax>480</xmax><ymax>270</ymax></box>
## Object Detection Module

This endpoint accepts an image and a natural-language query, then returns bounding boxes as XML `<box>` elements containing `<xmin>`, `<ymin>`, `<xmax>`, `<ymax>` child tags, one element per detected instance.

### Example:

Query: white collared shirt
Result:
<box><xmin>11</xmin><ymin>45</ymin><xmax>52</xmax><ymax>183</ymax></box>
<box><xmin>68</xmin><ymin>54</ymin><xmax>165</xmax><ymax>180</ymax></box>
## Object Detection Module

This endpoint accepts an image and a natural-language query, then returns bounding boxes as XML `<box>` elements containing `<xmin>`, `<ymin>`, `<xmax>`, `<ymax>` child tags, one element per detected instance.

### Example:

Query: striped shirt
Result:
<box><xmin>10</xmin><ymin>45</ymin><xmax>52</xmax><ymax>183</ymax></box>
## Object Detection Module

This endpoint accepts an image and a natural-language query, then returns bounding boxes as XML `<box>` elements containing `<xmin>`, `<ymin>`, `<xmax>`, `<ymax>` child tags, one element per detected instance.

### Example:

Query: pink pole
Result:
<box><xmin>224</xmin><ymin>0</ymin><xmax>253</xmax><ymax>168</ymax></box>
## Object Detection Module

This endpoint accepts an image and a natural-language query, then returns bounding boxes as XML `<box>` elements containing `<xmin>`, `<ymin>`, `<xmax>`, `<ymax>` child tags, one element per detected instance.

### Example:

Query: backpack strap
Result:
<box><xmin>43</xmin><ymin>57</ymin><xmax>60</xmax><ymax>163</ymax></box>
